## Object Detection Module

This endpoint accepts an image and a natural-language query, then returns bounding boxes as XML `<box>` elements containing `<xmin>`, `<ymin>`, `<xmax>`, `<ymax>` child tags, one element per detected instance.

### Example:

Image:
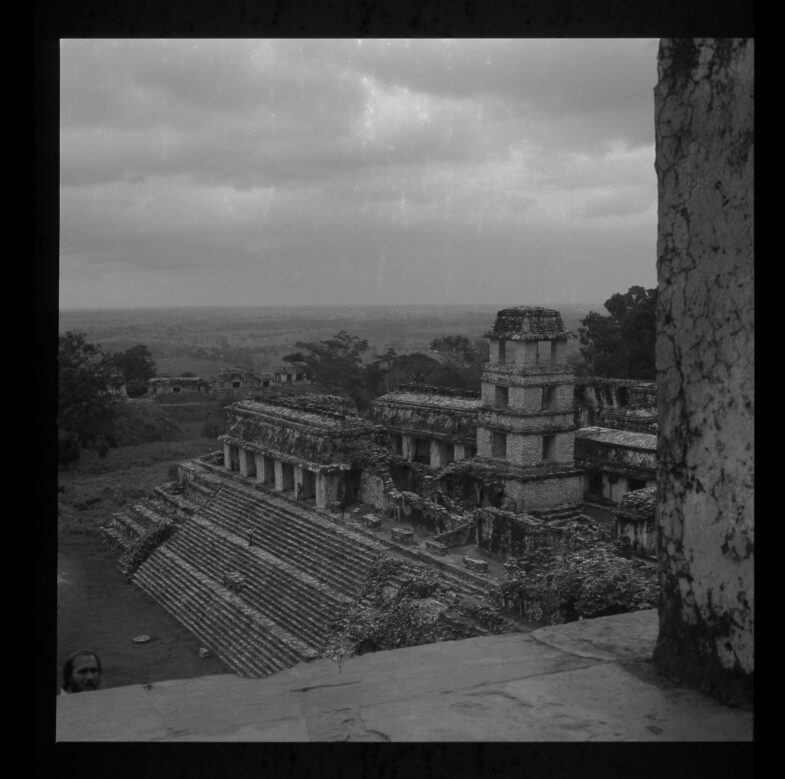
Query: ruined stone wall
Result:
<box><xmin>359</xmin><ymin>470</ymin><xmax>395</xmax><ymax>513</ymax></box>
<box><xmin>475</xmin><ymin>508</ymin><xmax>564</xmax><ymax>556</ymax></box>
<box><xmin>391</xmin><ymin>490</ymin><xmax>455</xmax><ymax>533</ymax></box>
<box><xmin>597</xmin><ymin>408</ymin><xmax>658</xmax><ymax>433</ymax></box>
<box><xmin>575</xmin><ymin>436</ymin><xmax>657</xmax><ymax>479</ymax></box>
<box><xmin>654</xmin><ymin>38</ymin><xmax>753</xmax><ymax>704</ymax></box>
<box><xmin>501</xmin><ymin>473</ymin><xmax>584</xmax><ymax>512</ymax></box>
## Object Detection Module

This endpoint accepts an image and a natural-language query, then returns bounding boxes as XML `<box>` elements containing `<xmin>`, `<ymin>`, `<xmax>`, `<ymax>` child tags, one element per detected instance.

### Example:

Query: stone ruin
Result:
<box><xmin>97</xmin><ymin>37</ymin><xmax>752</xmax><ymax>706</ymax></box>
<box><xmin>213</xmin><ymin>367</ymin><xmax>272</xmax><ymax>396</ymax></box>
<box><xmin>106</xmin><ymin>306</ymin><xmax>653</xmax><ymax>678</ymax></box>
<box><xmin>574</xmin><ymin>378</ymin><xmax>657</xmax><ymax>433</ymax></box>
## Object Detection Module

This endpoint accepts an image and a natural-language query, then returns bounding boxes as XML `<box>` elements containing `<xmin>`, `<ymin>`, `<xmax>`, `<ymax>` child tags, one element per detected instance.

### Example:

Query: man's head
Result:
<box><xmin>62</xmin><ymin>650</ymin><xmax>102</xmax><ymax>693</ymax></box>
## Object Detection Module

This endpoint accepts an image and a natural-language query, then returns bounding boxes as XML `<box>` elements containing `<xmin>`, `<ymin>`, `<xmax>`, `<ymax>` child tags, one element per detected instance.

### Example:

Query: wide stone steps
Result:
<box><xmin>219</xmin><ymin>496</ymin><xmax>379</xmax><ymax>580</ymax></box>
<box><xmin>154</xmin><ymin>483</ymin><xmax>201</xmax><ymax>517</ymax></box>
<box><xmin>160</xmin><ymin>537</ymin><xmax>322</xmax><ymax>663</ymax></box>
<box><xmin>169</xmin><ymin>517</ymin><xmax>341</xmax><ymax>649</ymax></box>
<box><xmin>198</xmin><ymin>491</ymin><xmax>380</xmax><ymax>598</ymax></box>
<box><xmin>190</xmin><ymin>514</ymin><xmax>351</xmax><ymax>615</ymax></box>
<box><xmin>134</xmin><ymin>546</ymin><xmax>308</xmax><ymax>677</ymax></box>
<box><xmin>223</xmin><ymin>483</ymin><xmax>384</xmax><ymax>554</ymax></box>
<box><xmin>133</xmin><ymin>553</ymin><xmax>275</xmax><ymax>677</ymax></box>
<box><xmin>200</xmin><ymin>473</ymin><xmax>491</xmax><ymax>600</ymax></box>
<box><xmin>226</xmin><ymin>485</ymin><xmax>386</xmax><ymax>568</ymax></box>
<box><xmin>107</xmin><ymin>509</ymin><xmax>146</xmax><ymax>541</ymax></box>
<box><xmin>199</xmin><ymin>501</ymin><xmax>365</xmax><ymax>599</ymax></box>
<box><xmin>100</xmin><ymin>520</ymin><xmax>135</xmax><ymax>550</ymax></box>
<box><xmin>127</xmin><ymin>500</ymin><xmax>172</xmax><ymax>530</ymax></box>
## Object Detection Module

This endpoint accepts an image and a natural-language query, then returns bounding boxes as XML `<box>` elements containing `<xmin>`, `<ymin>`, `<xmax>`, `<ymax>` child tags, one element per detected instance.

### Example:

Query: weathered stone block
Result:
<box><xmin>391</xmin><ymin>527</ymin><xmax>415</xmax><ymax>545</ymax></box>
<box><xmin>425</xmin><ymin>540</ymin><xmax>447</xmax><ymax>556</ymax></box>
<box><xmin>463</xmin><ymin>556</ymin><xmax>489</xmax><ymax>573</ymax></box>
<box><xmin>363</xmin><ymin>514</ymin><xmax>382</xmax><ymax>530</ymax></box>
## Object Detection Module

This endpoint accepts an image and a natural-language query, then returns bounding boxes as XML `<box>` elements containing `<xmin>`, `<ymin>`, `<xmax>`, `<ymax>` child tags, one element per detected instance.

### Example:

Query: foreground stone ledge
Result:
<box><xmin>55</xmin><ymin>610</ymin><xmax>752</xmax><ymax>743</ymax></box>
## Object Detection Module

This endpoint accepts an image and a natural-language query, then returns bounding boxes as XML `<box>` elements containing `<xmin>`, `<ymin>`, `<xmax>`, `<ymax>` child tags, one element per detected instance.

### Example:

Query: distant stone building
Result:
<box><xmin>574</xmin><ymin>378</ymin><xmax>657</xmax><ymax>432</ymax></box>
<box><xmin>106</xmin><ymin>371</ymin><xmax>128</xmax><ymax>400</ymax></box>
<box><xmin>273</xmin><ymin>363</ymin><xmax>311</xmax><ymax>385</ymax></box>
<box><xmin>370</xmin><ymin>385</ymin><xmax>480</xmax><ymax>467</ymax></box>
<box><xmin>220</xmin><ymin>396</ymin><xmax>385</xmax><ymax>509</ymax></box>
<box><xmin>575</xmin><ymin>427</ymin><xmax>657</xmax><ymax>503</ymax></box>
<box><xmin>371</xmin><ymin>307</ymin><xmax>585</xmax><ymax>513</ymax></box>
<box><xmin>148</xmin><ymin>376</ymin><xmax>210</xmax><ymax>396</ymax></box>
<box><xmin>213</xmin><ymin>368</ymin><xmax>272</xmax><ymax>395</ymax></box>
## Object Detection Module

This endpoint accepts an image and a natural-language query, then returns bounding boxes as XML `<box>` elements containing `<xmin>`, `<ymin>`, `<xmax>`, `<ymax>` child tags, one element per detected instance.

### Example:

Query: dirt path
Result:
<box><xmin>57</xmin><ymin>533</ymin><xmax>231</xmax><ymax>694</ymax></box>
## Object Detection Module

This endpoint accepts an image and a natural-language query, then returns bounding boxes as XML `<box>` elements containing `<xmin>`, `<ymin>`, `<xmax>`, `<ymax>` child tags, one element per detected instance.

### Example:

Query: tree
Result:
<box><xmin>126</xmin><ymin>379</ymin><xmax>149</xmax><ymax>398</ymax></box>
<box><xmin>427</xmin><ymin>335</ymin><xmax>488</xmax><ymax>391</ymax></box>
<box><xmin>58</xmin><ymin>331</ymin><xmax>116</xmax><ymax>446</ymax></box>
<box><xmin>284</xmin><ymin>330</ymin><xmax>370</xmax><ymax>402</ymax></box>
<box><xmin>429</xmin><ymin>335</ymin><xmax>488</xmax><ymax>369</ymax></box>
<box><xmin>578</xmin><ymin>286</ymin><xmax>657</xmax><ymax>379</ymax></box>
<box><xmin>110</xmin><ymin>344</ymin><xmax>157</xmax><ymax>383</ymax></box>
<box><xmin>386</xmin><ymin>352</ymin><xmax>442</xmax><ymax>388</ymax></box>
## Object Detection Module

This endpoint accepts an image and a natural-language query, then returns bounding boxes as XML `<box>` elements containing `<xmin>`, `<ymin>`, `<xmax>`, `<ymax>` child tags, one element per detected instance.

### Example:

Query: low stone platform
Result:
<box><xmin>55</xmin><ymin>609</ymin><xmax>752</xmax><ymax>742</ymax></box>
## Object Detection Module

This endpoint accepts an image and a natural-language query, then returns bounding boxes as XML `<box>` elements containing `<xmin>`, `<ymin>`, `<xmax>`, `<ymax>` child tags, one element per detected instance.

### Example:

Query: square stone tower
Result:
<box><xmin>477</xmin><ymin>306</ymin><xmax>577</xmax><ymax>465</ymax></box>
<box><xmin>470</xmin><ymin>306</ymin><xmax>584</xmax><ymax>510</ymax></box>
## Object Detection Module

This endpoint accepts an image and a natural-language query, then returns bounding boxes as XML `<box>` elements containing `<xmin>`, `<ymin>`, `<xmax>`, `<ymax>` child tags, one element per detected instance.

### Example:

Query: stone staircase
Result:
<box><xmin>133</xmin><ymin>547</ymin><xmax>309</xmax><ymax>677</ymax></box>
<box><xmin>120</xmin><ymin>458</ymin><xmax>518</xmax><ymax>678</ymax></box>
<box><xmin>199</xmin><ymin>486</ymin><xmax>387</xmax><ymax>599</ymax></box>
<box><xmin>131</xmin><ymin>479</ymin><xmax>389</xmax><ymax>678</ymax></box>
<box><xmin>192</xmin><ymin>460</ymin><xmax>498</xmax><ymax>602</ymax></box>
<box><xmin>101</xmin><ymin>497</ymin><xmax>173</xmax><ymax>552</ymax></box>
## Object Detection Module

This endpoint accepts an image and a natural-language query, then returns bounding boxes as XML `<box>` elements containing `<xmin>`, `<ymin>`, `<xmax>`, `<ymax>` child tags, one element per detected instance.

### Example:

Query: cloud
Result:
<box><xmin>59</xmin><ymin>39</ymin><xmax>659</xmax><ymax>308</ymax></box>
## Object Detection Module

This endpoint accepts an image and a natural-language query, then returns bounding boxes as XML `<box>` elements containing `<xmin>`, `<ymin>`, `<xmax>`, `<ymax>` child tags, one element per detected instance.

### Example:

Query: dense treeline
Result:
<box><xmin>57</xmin><ymin>332</ymin><xmax>159</xmax><ymax>465</ymax></box>
<box><xmin>578</xmin><ymin>286</ymin><xmax>657</xmax><ymax>379</ymax></box>
<box><xmin>284</xmin><ymin>332</ymin><xmax>488</xmax><ymax>409</ymax></box>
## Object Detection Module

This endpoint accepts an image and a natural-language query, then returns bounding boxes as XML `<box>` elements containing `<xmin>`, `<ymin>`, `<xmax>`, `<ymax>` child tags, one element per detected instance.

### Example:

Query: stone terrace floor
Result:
<box><xmin>55</xmin><ymin>609</ymin><xmax>753</xmax><ymax>742</ymax></box>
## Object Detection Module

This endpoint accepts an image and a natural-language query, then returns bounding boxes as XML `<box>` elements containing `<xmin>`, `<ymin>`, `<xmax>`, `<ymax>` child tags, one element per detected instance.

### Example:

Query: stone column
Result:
<box><xmin>653</xmin><ymin>38</ymin><xmax>753</xmax><ymax>704</ymax></box>
<box><xmin>454</xmin><ymin>443</ymin><xmax>466</xmax><ymax>461</ymax></box>
<box><xmin>401</xmin><ymin>434</ymin><xmax>414</xmax><ymax>461</ymax></box>
<box><xmin>238</xmin><ymin>448</ymin><xmax>255</xmax><ymax>478</ymax></box>
<box><xmin>223</xmin><ymin>443</ymin><xmax>232</xmax><ymax>470</ymax></box>
<box><xmin>254</xmin><ymin>452</ymin><xmax>265</xmax><ymax>483</ymax></box>
<box><xmin>430</xmin><ymin>440</ymin><xmax>452</xmax><ymax>468</ymax></box>
<box><xmin>316</xmin><ymin>471</ymin><xmax>340</xmax><ymax>509</ymax></box>
<box><xmin>274</xmin><ymin>459</ymin><xmax>284</xmax><ymax>491</ymax></box>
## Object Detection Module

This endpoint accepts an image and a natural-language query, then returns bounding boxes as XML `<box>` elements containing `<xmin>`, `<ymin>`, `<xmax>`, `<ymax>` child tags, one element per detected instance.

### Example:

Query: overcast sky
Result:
<box><xmin>60</xmin><ymin>38</ymin><xmax>660</xmax><ymax>309</ymax></box>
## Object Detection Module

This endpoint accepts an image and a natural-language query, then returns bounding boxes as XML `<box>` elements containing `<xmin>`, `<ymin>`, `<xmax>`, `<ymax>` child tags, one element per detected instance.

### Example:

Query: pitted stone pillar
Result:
<box><xmin>401</xmin><ymin>434</ymin><xmax>414</xmax><ymax>461</ymax></box>
<box><xmin>223</xmin><ymin>443</ymin><xmax>232</xmax><ymax>470</ymax></box>
<box><xmin>454</xmin><ymin>443</ymin><xmax>466</xmax><ymax>460</ymax></box>
<box><xmin>238</xmin><ymin>448</ymin><xmax>256</xmax><ymax>478</ymax></box>
<box><xmin>430</xmin><ymin>439</ymin><xmax>452</xmax><ymax>468</ymax></box>
<box><xmin>274</xmin><ymin>459</ymin><xmax>284</xmax><ymax>491</ymax></box>
<box><xmin>316</xmin><ymin>470</ymin><xmax>341</xmax><ymax>509</ymax></box>
<box><xmin>253</xmin><ymin>452</ymin><xmax>265</xmax><ymax>483</ymax></box>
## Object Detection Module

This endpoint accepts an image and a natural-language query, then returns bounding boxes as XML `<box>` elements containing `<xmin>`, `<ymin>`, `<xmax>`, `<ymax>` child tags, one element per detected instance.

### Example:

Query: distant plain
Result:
<box><xmin>59</xmin><ymin>303</ymin><xmax>600</xmax><ymax>377</ymax></box>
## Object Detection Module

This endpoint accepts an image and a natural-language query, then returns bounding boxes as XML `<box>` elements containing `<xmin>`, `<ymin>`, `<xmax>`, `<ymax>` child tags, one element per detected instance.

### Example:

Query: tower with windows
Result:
<box><xmin>474</xmin><ymin>306</ymin><xmax>584</xmax><ymax>509</ymax></box>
